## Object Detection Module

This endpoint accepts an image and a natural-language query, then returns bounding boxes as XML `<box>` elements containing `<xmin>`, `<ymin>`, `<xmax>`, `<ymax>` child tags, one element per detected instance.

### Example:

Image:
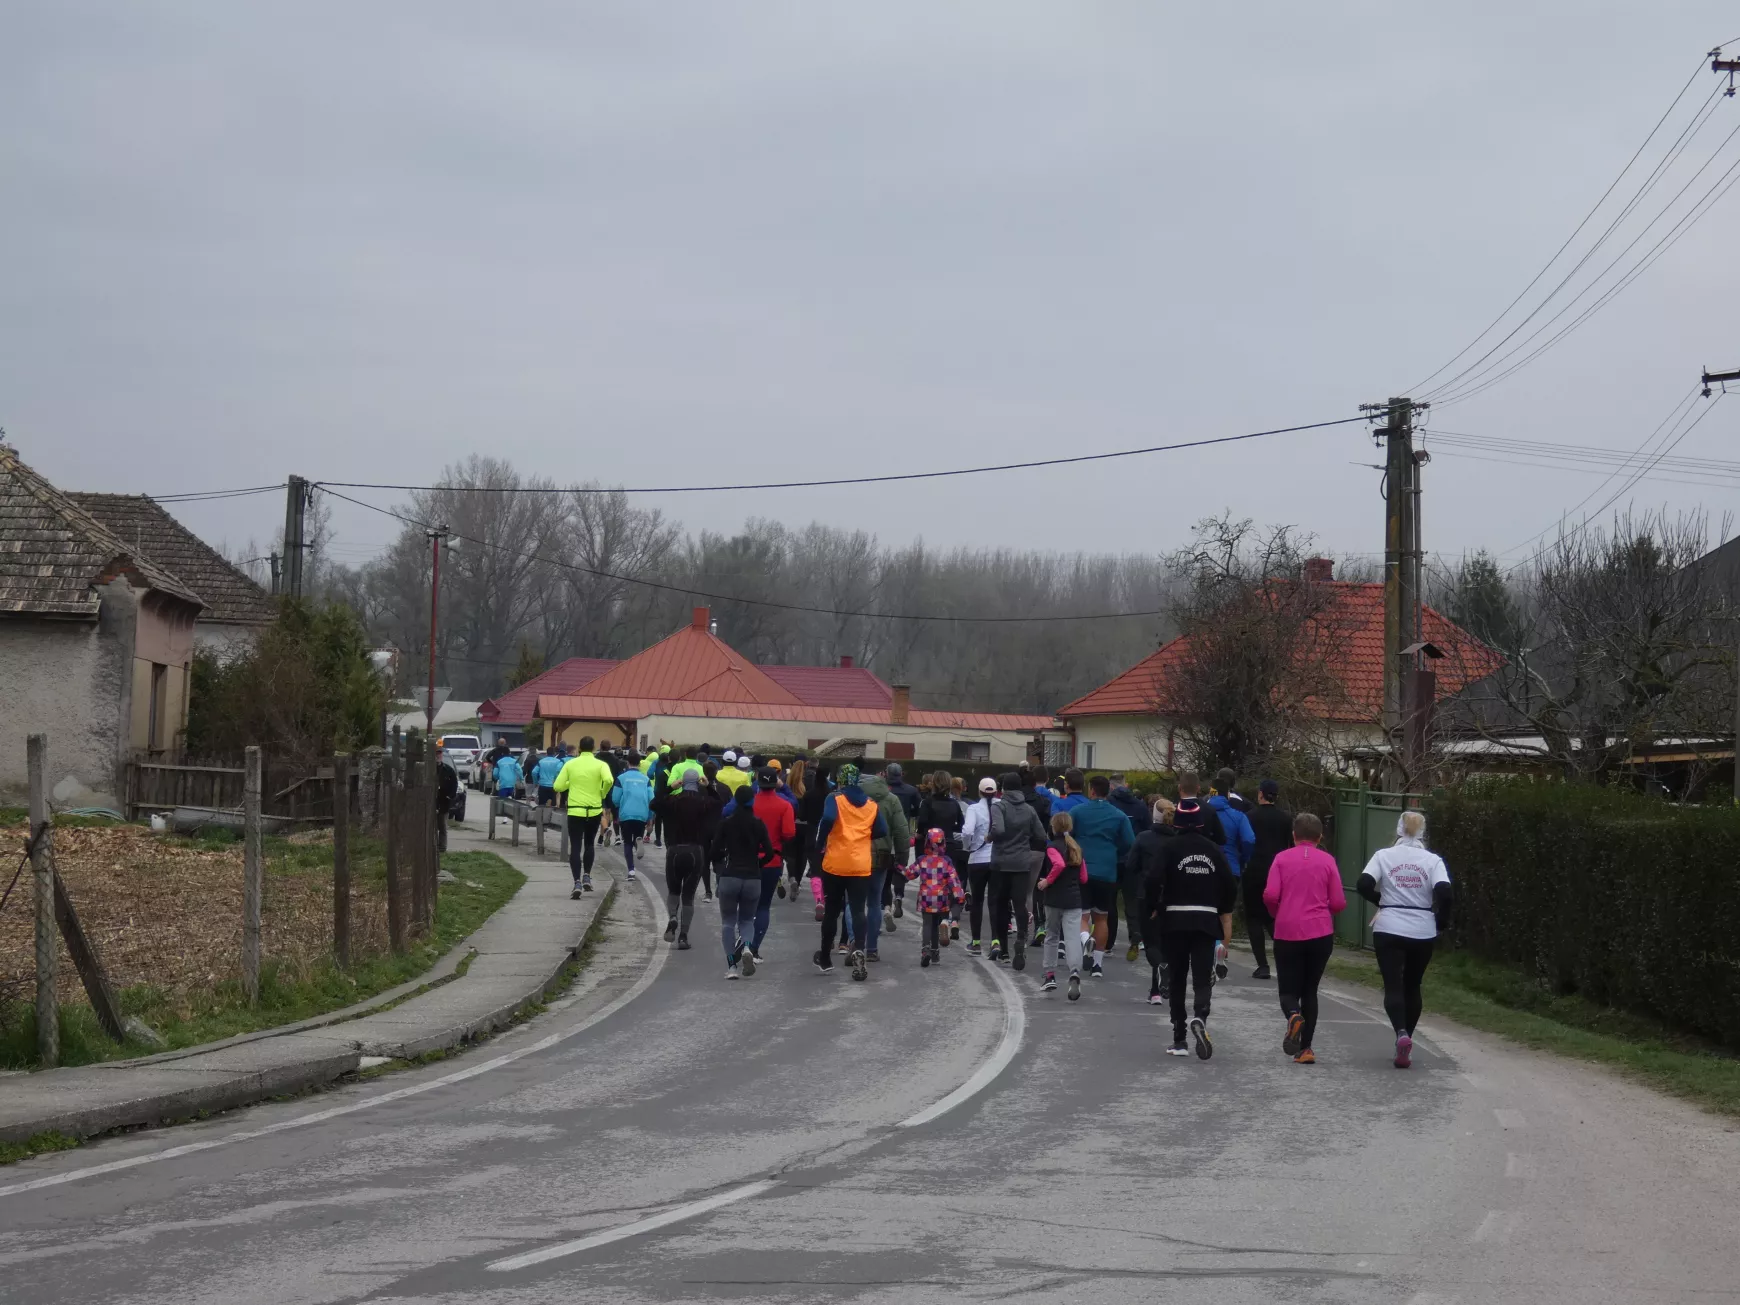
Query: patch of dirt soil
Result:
<box><xmin>0</xmin><ymin>826</ymin><xmax>388</xmax><ymax>1011</ymax></box>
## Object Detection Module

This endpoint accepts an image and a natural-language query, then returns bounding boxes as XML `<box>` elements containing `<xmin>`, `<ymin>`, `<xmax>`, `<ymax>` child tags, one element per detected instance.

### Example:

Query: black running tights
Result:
<box><xmin>1373</xmin><ymin>931</ymin><xmax>1435</xmax><ymax>1034</ymax></box>
<box><xmin>987</xmin><ymin>871</ymin><xmax>1029</xmax><ymax>950</ymax></box>
<box><xmin>1274</xmin><ymin>933</ymin><xmax>1334</xmax><ymax>1051</ymax></box>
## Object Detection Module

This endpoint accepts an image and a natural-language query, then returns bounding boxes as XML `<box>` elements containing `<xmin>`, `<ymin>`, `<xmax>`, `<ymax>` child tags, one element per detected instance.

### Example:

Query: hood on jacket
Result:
<box><xmin>924</xmin><ymin>828</ymin><xmax>946</xmax><ymax>854</ymax></box>
<box><xmin>860</xmin><ymin>774</ymin><xmax>894</xmax><ymax>802</ymax></box>
<box><xmin>1000</xmin><ymin>787</ymin><xmax>1030</xmax><ymax>807</ymax></box>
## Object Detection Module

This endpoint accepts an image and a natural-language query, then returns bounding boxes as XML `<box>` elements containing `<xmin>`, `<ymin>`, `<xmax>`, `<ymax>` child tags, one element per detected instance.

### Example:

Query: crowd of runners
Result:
<box><xmin>502</xmin><ymin>737</ymin><xmax>1453</xmax><ymax>1070</ymax></box>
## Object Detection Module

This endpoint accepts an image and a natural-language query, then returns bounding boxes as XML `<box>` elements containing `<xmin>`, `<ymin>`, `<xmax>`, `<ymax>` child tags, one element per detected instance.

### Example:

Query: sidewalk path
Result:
<box><xmin>0</xmin><ymin>812</ymin><xmax>619</xmax><ymax>1146</ymax></box>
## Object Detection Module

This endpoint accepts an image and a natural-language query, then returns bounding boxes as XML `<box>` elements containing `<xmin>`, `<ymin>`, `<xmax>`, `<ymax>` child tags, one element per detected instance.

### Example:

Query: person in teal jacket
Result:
<box><xmin>1069</xmin><ymin>774</ymin><xmax>1135</xmax><ymax>977</ymax></box>
<box><xmin>608</xmin><ymin>766</ymin><xmax>654</xmax><ymax>880</ymax></box>
<box><xmin>494</xmin><ymin>752</ymin><xmax>523</xmax><ymax>800</ymax></box>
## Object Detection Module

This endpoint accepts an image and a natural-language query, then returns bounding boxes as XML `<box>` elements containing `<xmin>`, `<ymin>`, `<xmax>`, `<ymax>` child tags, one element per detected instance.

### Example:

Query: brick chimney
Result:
<box><xmin>891</xmin><ymin>683</ymin><xmax>911</xmax><ymax>725</ymax></box>
<box><xmin>839</xmin><ymin>655</ymin><xmax>854</xmax><ymax>669</ymax></box>
<box><xmin>691</xmin><ymin>605</ymin><xmax>710</xmax><ymax>630</ymax></box>
<box><xmin>1303</xmin><ymin>558</ymin><xmax>1334</xmax><ymax>584</ymax></box>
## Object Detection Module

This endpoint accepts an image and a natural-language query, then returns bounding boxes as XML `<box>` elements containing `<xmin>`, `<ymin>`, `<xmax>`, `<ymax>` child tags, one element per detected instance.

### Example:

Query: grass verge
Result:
<box><xmin>0</xmin><ymin>849</ymin><xmax>524</xmax><ymax>1070</ymax></box>
<box><xmin>1325</xmin><ymin>946</ymin><xmax>1740</xmax><ymax>1117</ymax></box>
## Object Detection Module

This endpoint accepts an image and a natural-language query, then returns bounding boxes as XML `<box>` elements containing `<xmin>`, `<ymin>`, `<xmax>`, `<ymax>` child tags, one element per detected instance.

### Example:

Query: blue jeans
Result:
<box><xmin>751</xmin><ymin>861</ymin><xmax>783</xmax><ymax>952</ymax></box>
<box><xmin>847</xmin><ymin>867</ymin><xmax>888</xmax><ymax>953</ymax></box>
<box><xmin>718</xmin><ymin>874</ymin><xmax>761</xmax><ymax>965</ymax></box>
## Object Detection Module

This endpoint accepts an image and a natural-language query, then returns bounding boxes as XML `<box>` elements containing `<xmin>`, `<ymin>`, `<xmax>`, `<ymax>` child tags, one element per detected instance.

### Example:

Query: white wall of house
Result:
<box><xmin>193</xmin><ymin>621</ymin><xmax>263</xmax><ymax>659</ymax></box>
<box><xmin>546</xmin><ymin>713</ymin><xmax>1055</xmax><ymax>764</ymax></box>
<box><xmin>1067</xmin><ymin>715</ymin><xmax>1171</xmax><ymax>771</ymax></box>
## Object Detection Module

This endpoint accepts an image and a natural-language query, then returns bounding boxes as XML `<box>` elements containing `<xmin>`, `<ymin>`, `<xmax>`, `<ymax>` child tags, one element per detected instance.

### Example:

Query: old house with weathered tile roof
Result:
<box><xmin>0</xmin><ymin>443</ymin><xmax>211</xmax><ymax>806</ymax></box>
<box><xmin>66</xmin><ymin>492</ymin><xmax>276</xmax><ymax>654</ymax></box>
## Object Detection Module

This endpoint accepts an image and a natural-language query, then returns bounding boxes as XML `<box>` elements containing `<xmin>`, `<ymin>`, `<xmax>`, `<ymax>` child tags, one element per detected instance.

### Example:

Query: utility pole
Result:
<box><xmin>281</xmin><ymin>476</ymin><xmax>309</xmax><ymax>599</ymax></box>
<box><xmin>1704</xmin><ymin>364</ymin><xmax>1740</xmax><ymax>801</ymax></box>
<box><xmin>1363</xmin><ymin>395</ymin><xmax>1429</xmax><ymax>790</ymax></box>
<box><xmin>425</xmin><ymin>526</ymin><xmax>449</xmax><ymax>734</ymax></box>
<box><xmin>1712</xmin><ymin>49</ymin><xmax>1739</xmax><ymax>96</ymax></box>
<box><xmin>268</xmin><ymin>551</ymin><xmax>282</xmax><ymax>597</ymax></box>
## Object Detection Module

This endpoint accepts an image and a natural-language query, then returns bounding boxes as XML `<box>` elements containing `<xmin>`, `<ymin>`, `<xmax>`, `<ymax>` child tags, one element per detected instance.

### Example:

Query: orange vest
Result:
<box><xmin>822</xmin><ymin>794</ymin><xmax>878</xmax><ymax>877</ymax></box>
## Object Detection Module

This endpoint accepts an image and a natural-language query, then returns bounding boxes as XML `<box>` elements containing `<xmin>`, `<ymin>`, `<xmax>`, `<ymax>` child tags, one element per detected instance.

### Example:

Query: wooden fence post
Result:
<box><xmin>333</xmin><ymin>753</ymin><xmax>351</xmax><ymax>967</ymax></box>
<box><xmin>510</xmin><ymin>800</ymin><xmax>520</xmax><ymax>847</ymax></box>
<box><xmin>242</xmin><ymin>745</ymin><xmax>262</xmax><ymax>1004</ymax></box>
<box><xmin>536</xmin><ymin>806</ymin><xmax>546</xmax><ymax>856</ymax></box>
<box><xmin>28</xmin><ymin>734</ymin><xmax>58</xmax><ymax>1067</ymax></box>
<box><xmin>425</xmin><ymin>785</ymin><xmax>439</xmax><ymax>930</ymax></box>
<box><xmin>385</xmin><ymin>785</ymin><xmax>406</xmax><ymax>953</ymax></box>
<box><xmin>52</xmin><ymin>874</ymin><xmax>125</xmax><ymax>1042</ymax></box>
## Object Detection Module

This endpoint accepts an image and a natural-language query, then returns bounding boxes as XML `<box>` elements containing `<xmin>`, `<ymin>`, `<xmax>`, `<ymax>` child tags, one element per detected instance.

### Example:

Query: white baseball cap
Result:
<box><xmin>722</xmin><ymin>750</ymin><xmax>737</xmax><ymax>763</ymax></box>
<box><xmin>978</xmin><ymin>776</ymin><xmax>998</xmax><ymax>795</ymax></box>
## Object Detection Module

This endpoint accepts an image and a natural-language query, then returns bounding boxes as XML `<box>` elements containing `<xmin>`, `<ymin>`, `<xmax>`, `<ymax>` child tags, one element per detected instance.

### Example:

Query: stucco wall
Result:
<box><xmin>193</xmin><ymin>621</ymin><xmax>261</xmax><ymax>659</ymax></box>
<box><xmin>129</xmin><ymin>592</ymin><xmax>197</xmax><ymax>752</ymax></box>
<box><xmin>0</xmin><ymin>605</ymin><xmax>132</xmax><ymax>808</ymax></box>
<box><xmin>547</xmin><ymin>714</ymin><xmax>1055</xmax><ymax>764</ymax></box>
<box><xmin>1067</xmin><ymin>715</ymin><xmax>1172</xmax><ymax>771</ymax></box>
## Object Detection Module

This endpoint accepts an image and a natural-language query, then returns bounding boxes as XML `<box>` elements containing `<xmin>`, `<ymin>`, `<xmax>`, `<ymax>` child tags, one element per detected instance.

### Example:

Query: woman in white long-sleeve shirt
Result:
<box><xmin>960</xmin><ymin>776</ymin><xmax>998</xmax><ymax>955</ymax></box>
<box><xmin>1357</xmin><ymin>810</ymin><xmax>1453</xmax><ymax>1069</ymax></box>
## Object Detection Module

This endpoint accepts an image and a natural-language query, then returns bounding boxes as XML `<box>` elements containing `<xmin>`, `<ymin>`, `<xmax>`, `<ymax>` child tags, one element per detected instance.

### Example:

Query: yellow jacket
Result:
<box><xmin>553</xmin><ymin>752</ymin><xmax>615</xmax><ymax>816</ymax></box>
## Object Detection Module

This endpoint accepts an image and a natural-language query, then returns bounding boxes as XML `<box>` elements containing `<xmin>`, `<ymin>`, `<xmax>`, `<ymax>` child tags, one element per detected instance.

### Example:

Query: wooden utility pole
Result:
<box><xmin>242</xmin><ymin>745</ymin><xmax>263</xmax><ymax>1003</ymax></box>
<box><xmin>1364</xmin><ymin>396</ymin><xmax>1429</xmax><ymax>789</ymax></box>
<box><xmin>27</xmin><ymin>734</ymin><xmax>57</xmax><ymax>1067</ymax></box>
<box><xmin>281</xmin><ymin>476</ymin><xmax>309</xmax><ymax>599</ymax></box>
<box><xmin>333</xmin><ymin>753</ymin><xmax>352</xmax><ymax>967</ymax></box>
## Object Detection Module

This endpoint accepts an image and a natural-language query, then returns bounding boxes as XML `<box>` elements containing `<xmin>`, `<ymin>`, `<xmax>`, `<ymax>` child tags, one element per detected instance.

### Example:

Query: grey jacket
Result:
<box><xmin>989</xmin><ymin>789</ymin><xmax>1047</xmax><ymax>874</ymax></box>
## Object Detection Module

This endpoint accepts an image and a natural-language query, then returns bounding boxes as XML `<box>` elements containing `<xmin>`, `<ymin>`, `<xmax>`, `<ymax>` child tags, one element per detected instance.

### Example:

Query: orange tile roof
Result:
<box><xmin>478</xmin><ymin>658</ymin><xmax>619</xmax><ymax>724</ymax></box>
<box><xmin>1058</xmin><ymin>582</ymin><xmax>1502</xmax><ymax>724</ymax></box>
<box><xmin>535</xmin><ymin>693</ymin><xmax>1058</xmax><ymax>733</ymax></box>
<box><xmin>577</xmin><ymin>621</ymin><xmax>804</xmax><ymax>706</ymax></box>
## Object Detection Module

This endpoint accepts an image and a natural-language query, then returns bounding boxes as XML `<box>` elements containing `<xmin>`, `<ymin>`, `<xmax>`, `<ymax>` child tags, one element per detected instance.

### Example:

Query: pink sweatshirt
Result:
<box><xmin>1262</xmin><ymin>845</ymin><xmax>1347</xmax><ymax>941</ymax></box>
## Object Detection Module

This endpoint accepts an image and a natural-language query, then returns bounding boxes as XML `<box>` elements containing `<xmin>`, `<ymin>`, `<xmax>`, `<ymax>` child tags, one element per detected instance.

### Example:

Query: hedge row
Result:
<box><xmin>1425</xmin><ymin>780</ymin><xmax>1740</xmax><ymax>1050</ymax></box>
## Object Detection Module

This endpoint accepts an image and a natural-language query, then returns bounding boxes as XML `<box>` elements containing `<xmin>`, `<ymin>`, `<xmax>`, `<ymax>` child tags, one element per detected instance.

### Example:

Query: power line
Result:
<box><xmin>316</xmin><ymin>485</ymin><xmax>1175</xmax><ymax>624</ymax></box>
<box><xmin>1432</xmin><ymin>120</ymin><xmax>1740</xmax><ymax>407</ymax></box>
<box><xmin>1409</xmin><ymin>54</ymin><xmax>1714</xmax><ymax>395</ymax></box>
<box><xmin>312</xmin><ymin>414</ymin><xmax>1372</xmax><ymax>497</ymax></box>
<box><xmin>143</xmin><ymin>484</ymin><xmax>288</xmax><ymax>504</ymax></box>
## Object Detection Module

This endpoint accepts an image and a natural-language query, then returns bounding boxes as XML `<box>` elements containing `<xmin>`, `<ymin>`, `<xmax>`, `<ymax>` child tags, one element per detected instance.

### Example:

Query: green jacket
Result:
<box><xmin>553</xmin><ymin>752</ymin><xmax>615</xmax><ymax>816</ymax></box>
<box><xmin>860</xmin><ymin>774</ymin><xmax>911</xmax><ymax>865</ymax></box>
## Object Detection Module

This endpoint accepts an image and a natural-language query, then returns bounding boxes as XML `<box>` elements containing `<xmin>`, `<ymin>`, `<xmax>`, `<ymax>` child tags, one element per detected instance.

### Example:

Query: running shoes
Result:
<box><xmin>1283</xmin><ymin>1012</ymin><xmax>1305</xmax><ymax>1057</ymax></box>
<box><xmin>725</xmin><ymin>965</ymin><xmax>741</xmax><ymax>980</ymax></box>
<box><xmin>967</xmin><ymin>939</ymin><xmax>982</xmax><ymax>955</ymax></box>
<box><xmin>950</xmin><ymin>922</ymin><xmax>961</xmax><ymax>941</ymax></box>
<box><xmin>1294</xmin><ymin>1049</ymin><xmax>1317</xmax><ymax>1065</ymax></box>
<box><xmin>1252</xmin><ymin>966</ymin><xmax>1272</xmax><ymax>980</ymax></box>
<box><xmin>664</xmin><ymin>919</ymin><xmax>678</xmax><ymax>941</ymax></box>
<box><xmin>883</xmin><ymin>909</ymin><xmax>896</xmax><ymax>933</ymax></box>
<box><xmin>570</xmin><ymin>887</ymin><xmax>583</xmax><ymax>901</ymax></box>
<box><xmin>850</xmin><ymin>949</ymin><xmax>868</xmax><ymax>982</ymax></box>
<box><xmin>1125</xmin><ymin>943</ymin><xmax>1141</xmax><ymax>963</ymax></box>
<box><xmin>813</xmin><ymin>949</ymin><xmax>834</xmax><ymax>973</ymax></box>
<box><xmin>1067</xmin><ymin>973</ymin><xmax>1082</xmax><ymax>1002</ymax></box>
<box><xmin>1089</xmin><ymin>960</ymin><xmax>1105</xmax><ymax>979</ymax></box>
<box><xmin>582</xmin><ymin>877</ymin><xmax>593</xmax><ymax>893</ymax></box>
<box><xmin>1012</xmin><ymin>935</ymin><xmax>1026</xmax><ymax>972</ymax></box>
<box><xmin>1190</xmin><ymin>1016</ymin><xmax>1212</xmax><ymax>1061</ymax></box>
<box><xmin>1041</xmin><ymin>972</ymin><xmax>1058</xmax><ymax>992</ymax></box>
<box><xmin>677</xmin><ymin>934</ymin><xmax>691</xmax><ymax>951</ymax></box>
<box><xmin>893</xmin><ymin>898</ymin><xmax>903</xmax><ymax>919</ymax></box>
<box><xmin>1165</xmin><ymin>1042</ymin><xmax>1190</xmax><ymax>1057</ymax></box>
<box><xmin>1394</xmin><ymin>1033</ymin><xmax>1413</xmax><ymax>1069</ymax></box>
<box><xmin>740</xmin><ymin>947</ymin><xmax>756</xmax><ymax>977</ymax></box>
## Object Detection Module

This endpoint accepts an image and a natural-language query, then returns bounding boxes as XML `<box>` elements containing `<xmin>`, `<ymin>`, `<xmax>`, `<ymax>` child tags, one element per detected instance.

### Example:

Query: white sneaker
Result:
<box><xmin>725</xmin><ymin>964</ymin><xmax>741</xmax><ymax>980</ymax></box>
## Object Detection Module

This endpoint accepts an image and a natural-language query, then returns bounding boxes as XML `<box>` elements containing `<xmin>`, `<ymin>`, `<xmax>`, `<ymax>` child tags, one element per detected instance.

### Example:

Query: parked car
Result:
<box><xmin>439</xmin><ymin>734</ymin><xmax>482</xmax><ymax>784</ymax></box>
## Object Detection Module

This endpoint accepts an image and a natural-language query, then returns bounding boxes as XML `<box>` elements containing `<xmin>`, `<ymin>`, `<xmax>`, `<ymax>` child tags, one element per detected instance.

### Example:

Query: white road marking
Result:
<box><xmin>1473</xmin><ymin>1209</ymin><xmax>1519</xmax><ymax>1243</ymax></box>
<box><xmin>485</xmin><ymin>1180</ymin><xmax>778</xmax><ymax>1272</ymax></box>
<box><xmin>1505</xmin><ymin>1152</ymin><xmax>1536</xmax><ymax>1179</ymax></box>
<box><xmin>898</xmin><ymin>946</ymin><xmax>1026</xmax><ymax>1129</ymax></box>
<box><xmin>1493</xmin><ymin>1108</ymin><xmax>1527</xmax><ymax>1129</ymax></box>
<box><xmin>0</xmin><ymin>874</ymin><xmax>668</xmax><ymax>1201</ymax></box>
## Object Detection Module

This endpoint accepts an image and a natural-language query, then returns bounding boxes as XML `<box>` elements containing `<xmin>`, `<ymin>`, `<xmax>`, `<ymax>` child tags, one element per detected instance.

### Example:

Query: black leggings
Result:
<box><xmin>967</xmin><ymin>864</ymin><xmax>992</xmax><ymax>941</ymax></box>
<box><xmin>665</xmin><ymin>843</ymin><xmax>704</xmax><ymax>936</ymax></box>
<box><xmin>1161</xmin><ymin>931</ymin><xmax>1217</xmax><ymax>1038</ymax></box>
<box><xmin>987</xmin><ymin>871</ymin><xmax>1029</xmax><ymax>949</ymax></box>
<box><xmin>1243</xmin><ymin>883</ymin><xmax>1273</xmax><ymax>973</ymax></box>
<box><xmin>820</xmin><ymin>871</ymin><xmax>872</xmax><ymax>953</ymax></box>
<box><xmin>567</xmin><ymin>813</ymin><xmax>601</xmax><ymax>879</ymax></box>
<box><xmin>1373</xmin><ymin>932</ymin><xmax>1436</xmax><ymax>1034</ymax></box>
<box><xmin>1274</xmin><ymin>934</ymin><xmax>1335</xmax><ymax>1051</ymax></box>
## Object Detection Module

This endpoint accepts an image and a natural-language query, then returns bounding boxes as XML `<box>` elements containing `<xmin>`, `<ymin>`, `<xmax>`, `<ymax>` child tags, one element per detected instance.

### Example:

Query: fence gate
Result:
<box><xmin>1331</xmin><ymin>784</ymin><xmax>1421</xmax><ymax>949</ymax></box>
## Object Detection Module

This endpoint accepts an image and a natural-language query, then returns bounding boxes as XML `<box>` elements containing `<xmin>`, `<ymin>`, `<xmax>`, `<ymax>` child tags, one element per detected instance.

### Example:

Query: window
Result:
<box><xmin>950</xmin><ymin>740</ymin><xmax>990</xmax><ymax>762</ymax></box>
<box><xmin>1081</xmin><ymin>741</ymin><xmax>1097</xmax><ymax>769</ymax></box>
<box><xmin>1043</xmin><ymin>739</ymin><xmax>1071</xmax><ymax>767</ymax></box>
<box><xmin>147</xmin><ymin>663</ymin><xmax>168</xmax><ymax>753</ymax></box>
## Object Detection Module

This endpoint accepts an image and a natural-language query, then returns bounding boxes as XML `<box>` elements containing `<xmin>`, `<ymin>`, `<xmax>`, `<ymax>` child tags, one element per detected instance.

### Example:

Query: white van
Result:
<box><xmin>440</xmin><ymin>734</ymin><xmax>482</xmax><ymax>782</ymax></box>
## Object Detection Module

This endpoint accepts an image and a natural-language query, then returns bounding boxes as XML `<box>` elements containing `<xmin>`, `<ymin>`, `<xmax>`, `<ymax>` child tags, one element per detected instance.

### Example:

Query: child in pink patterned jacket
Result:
<box><xmin>911</xmin><ymin>828</ymin><xmax>966</xmax><ymax>967</ymax></box>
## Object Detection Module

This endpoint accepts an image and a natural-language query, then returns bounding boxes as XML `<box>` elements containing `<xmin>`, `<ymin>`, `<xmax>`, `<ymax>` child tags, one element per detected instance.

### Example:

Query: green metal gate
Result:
<box><xmin>1330</xmin><ymin>785</ymin><xmax>1421</xmax><ymax>948</ymax></box>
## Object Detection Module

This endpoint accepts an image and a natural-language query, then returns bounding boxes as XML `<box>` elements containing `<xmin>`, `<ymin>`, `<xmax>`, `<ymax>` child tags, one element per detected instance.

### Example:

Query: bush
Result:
<box><xmin>1425</xmin><ymin>779</ymin><xmax>1740</xmax><ymax>1050</ymax></box>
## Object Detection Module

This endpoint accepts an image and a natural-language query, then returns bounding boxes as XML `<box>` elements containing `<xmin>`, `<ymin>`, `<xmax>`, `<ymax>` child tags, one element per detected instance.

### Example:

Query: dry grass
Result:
<box><xmin>0</xmin><ymin>825</ymin><xmax>389</xmax><ymax>1018</ymax></box>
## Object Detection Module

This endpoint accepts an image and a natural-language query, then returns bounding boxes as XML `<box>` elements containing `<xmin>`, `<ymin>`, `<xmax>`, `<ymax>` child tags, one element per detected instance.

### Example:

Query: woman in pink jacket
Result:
<box><xmin>1262</xmin><ymin>812</ymin><xmax>1346</xmax><ymax>1065</ymax></box>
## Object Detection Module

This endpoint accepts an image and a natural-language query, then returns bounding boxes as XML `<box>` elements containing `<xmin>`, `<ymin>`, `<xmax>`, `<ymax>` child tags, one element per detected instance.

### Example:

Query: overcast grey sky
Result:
<box><xmin>5</xmin><ymin>3</ymin><xmax>1738</xmax><ymax>572</ymax></box>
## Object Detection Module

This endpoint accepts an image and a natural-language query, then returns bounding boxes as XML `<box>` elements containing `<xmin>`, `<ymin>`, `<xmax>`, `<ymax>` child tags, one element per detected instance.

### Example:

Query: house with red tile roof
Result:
<box><xmin>1057</xmin><ymin>563</ymin><xmax>1501</xmax><ymax>772</ymax></box>
<box><xmin>520</xmin><ymin>607</ymin><xmax>1070</xmax><ymax>765</ymax></box>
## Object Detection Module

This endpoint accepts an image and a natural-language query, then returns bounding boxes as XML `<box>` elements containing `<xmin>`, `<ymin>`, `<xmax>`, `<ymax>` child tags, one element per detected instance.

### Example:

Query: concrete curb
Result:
<box><xmin>0</xmin><ymin>821</ymin><xmax>624</xmax><ymax>1148</ymax></box>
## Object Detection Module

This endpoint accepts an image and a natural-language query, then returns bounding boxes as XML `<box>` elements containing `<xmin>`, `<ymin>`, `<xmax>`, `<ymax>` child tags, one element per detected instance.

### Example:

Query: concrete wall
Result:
<box><xmin>128</xmin><ymin>592</ymin><xmax>197</xmax><ymax>753</ymax></box>
<box><xmin>0</xmin><ymin>598</ymin><xmax>134</xmax><ymax>809</ymax></box>
<box><xmin>193</xmin><ymin>621</ymin><xmax>261</xmax><ymax>659</ymax></box>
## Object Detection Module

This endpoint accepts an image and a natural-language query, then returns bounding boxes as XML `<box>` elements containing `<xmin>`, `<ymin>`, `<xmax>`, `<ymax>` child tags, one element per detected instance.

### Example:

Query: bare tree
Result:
<box><xmin>1148</xmin><ymin>515</ymin><xmax>1351</xmax><ymax>776</ymax></box>
<box><xmin>1442</xmin><ymin>511</ymin><xmax>1735</xmax><ymax>788</ymax></box>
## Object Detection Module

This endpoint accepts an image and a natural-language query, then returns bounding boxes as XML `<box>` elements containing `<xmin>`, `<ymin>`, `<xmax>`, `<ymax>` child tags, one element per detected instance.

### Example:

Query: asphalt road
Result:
<box><xmin>2</xmin><ymin>844</ymin><xmax>1737</xmax><ymax>1304</ymax></box>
